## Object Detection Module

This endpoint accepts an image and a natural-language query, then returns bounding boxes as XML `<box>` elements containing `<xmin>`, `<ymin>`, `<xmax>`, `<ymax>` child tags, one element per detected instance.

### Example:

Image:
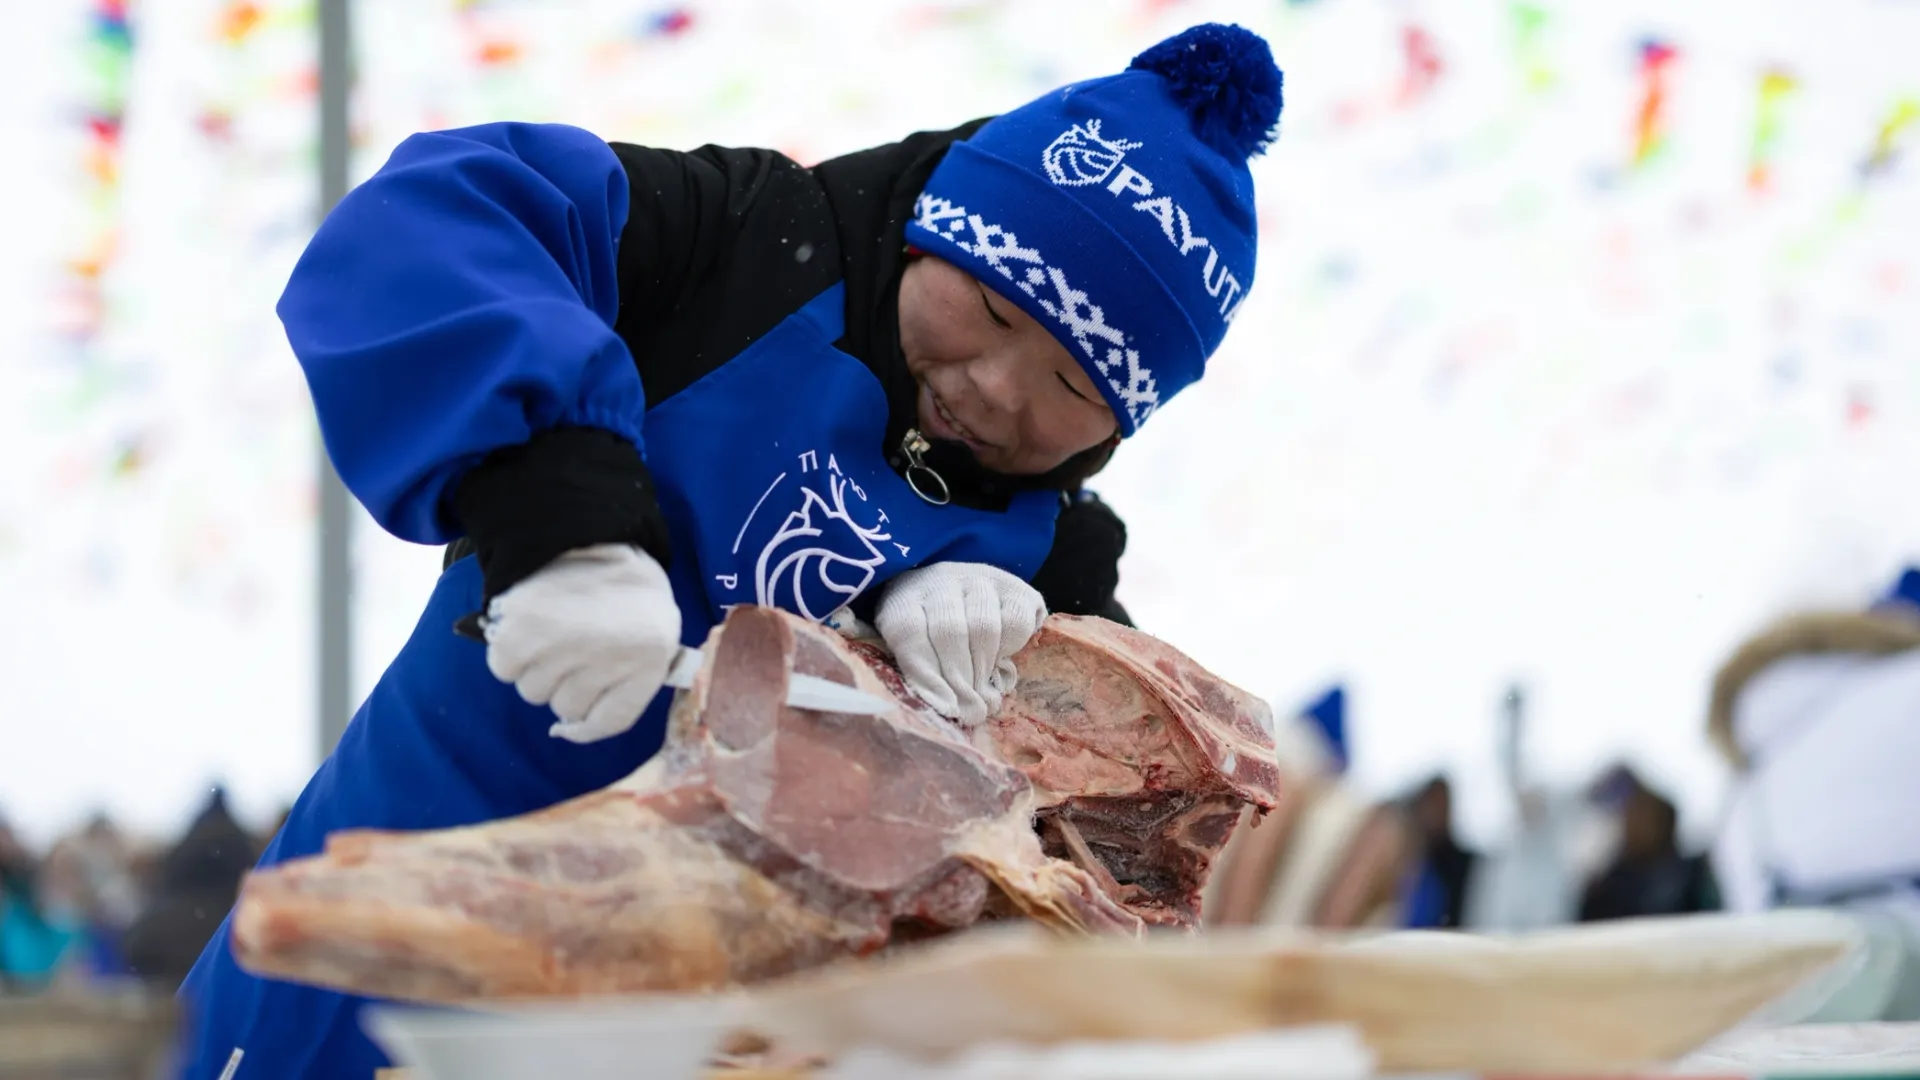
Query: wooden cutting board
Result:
<box><xmin>735</xmin><ymin>912</ymin><xmax>1863</xmax><ymax>1074</ymax></box>
<box><xmin>370</xmin><ymin>910</ymin><xmax>1864</xmax><ymax>1079</ymax></box>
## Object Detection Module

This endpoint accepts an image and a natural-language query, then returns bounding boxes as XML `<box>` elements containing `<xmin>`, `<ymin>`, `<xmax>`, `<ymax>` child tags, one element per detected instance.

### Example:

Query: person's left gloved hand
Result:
<box><xmin>874</xmin><ymin>561</ymin><xmax>1047</xmax><ymax>729</ymax></box>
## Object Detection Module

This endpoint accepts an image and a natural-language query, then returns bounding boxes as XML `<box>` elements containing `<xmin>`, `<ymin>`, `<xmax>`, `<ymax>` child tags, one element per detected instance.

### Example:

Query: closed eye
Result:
<box><xmin>979</xmin><ymin>285</ymin><xmax>1012</xmax><ymax>329</ymax></box>
<box><xmin>1058</xmin><ymin>373</ymin><xmax>1097</xmax><ymax>404</ymax></box>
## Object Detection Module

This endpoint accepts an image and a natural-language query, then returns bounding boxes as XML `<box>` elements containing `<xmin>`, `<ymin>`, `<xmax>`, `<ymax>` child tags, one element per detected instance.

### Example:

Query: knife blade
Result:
<box><xmin>663</xmin><ymin>646</ymin><xmax>895</xmax><ymax>716</ymax></box>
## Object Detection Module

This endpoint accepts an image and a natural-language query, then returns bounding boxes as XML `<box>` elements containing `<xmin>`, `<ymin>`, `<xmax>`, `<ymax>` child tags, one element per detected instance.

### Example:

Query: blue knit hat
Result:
<box><xmin>906</xmin><ymin>24</ymin><xmax>1283</xmax><ymax>435</ymax></box>
<box><xmin>1871</xmin><ymin>565</ymin><xmax>1920</xmax><ymax>616</ymax></box>
<box><xmin>1300</xmin><ymin>684</ymin><xmax>1349</xmax><ymax>773</ymax></box>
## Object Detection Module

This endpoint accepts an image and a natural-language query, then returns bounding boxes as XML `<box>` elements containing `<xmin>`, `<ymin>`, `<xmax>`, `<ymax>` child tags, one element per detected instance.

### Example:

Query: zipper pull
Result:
<box><xmin>901</xmin><ymin>428</ymin><xmax>951</xmax><ymax>506</ymax></box>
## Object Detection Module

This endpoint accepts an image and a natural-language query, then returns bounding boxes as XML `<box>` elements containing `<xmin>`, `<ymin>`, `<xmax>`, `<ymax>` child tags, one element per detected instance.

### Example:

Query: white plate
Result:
<box><xmin>362</xmin><ymin>995</ymin><xmax>741</xmax><ymax>1080</ymax></box>
<box><xmin>1677</xmin><ymin>1022</ymin><xmax>1920</xmax><ymax>1076</ymax></box>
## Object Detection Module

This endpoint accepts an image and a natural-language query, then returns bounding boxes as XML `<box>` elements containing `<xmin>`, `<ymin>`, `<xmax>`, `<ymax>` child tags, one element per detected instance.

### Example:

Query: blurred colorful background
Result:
<box><xmin>1</xmin><ymin>0</ymin><xmax>1916</xmax><ymax>858</ymax></box>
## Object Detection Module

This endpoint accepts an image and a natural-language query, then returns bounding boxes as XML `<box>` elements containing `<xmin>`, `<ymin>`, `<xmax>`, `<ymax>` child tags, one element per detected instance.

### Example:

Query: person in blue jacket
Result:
<box><xmin>174</xmin><ymin>22</ymin><xmax>1283</xmax><ymax>1078</ymax></box>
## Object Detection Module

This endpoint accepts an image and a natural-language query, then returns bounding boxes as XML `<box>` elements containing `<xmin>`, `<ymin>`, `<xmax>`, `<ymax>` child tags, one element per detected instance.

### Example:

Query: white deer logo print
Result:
<box><xmin>752</xmin><ymin>455</ymin><xmax>893</xmax><ymax>622</ymax></box>
<box><xmin>1041</xmin><ymin>120</ymin><xmax>1143</xmax><ymax>187</ymax></box>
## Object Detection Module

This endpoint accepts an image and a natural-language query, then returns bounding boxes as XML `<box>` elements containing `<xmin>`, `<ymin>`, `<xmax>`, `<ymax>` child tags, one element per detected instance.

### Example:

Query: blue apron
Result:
<box><xmin>174</xmin><ymin>283</ymin><xmax>1059</xmax><ymax>1079</ymax></box>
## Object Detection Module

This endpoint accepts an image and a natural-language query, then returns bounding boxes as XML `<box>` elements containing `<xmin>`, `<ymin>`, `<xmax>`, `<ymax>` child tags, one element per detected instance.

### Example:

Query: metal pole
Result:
<box><xmin>317</xmin><ymin>0</ymin><xmax>353</xmax><ymax>759</ymax></box>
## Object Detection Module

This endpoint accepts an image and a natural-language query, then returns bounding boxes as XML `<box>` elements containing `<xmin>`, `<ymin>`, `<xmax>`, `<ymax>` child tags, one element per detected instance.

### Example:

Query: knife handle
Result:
<box><xmin>453</xmin><ymin>611</ymin><xmax>487</xmax><ymax>642</ymax></box>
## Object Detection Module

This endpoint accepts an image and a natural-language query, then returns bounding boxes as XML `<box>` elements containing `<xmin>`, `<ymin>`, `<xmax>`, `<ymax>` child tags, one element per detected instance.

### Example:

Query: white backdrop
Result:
<box><xmin>2</xmin><ymin>0</ymin><xmax>1916</xmax><ymax>848</ymax></box>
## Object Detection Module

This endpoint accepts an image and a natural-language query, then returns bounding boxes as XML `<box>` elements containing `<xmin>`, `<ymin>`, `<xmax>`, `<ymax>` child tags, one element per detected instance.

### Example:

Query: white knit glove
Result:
<box><xmin>874</xmin><ymin>562</ymin><xmax>1046</xmax><ymax>729</ymax></box>
<box><xmin>481</xmin><ymin>543</ymin><xmax>682</xmax><ymax>744</ymax></box>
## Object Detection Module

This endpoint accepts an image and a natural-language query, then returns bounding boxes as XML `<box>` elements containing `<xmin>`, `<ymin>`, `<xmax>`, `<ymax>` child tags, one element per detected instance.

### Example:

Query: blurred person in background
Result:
<box><xmin>1205</xmin><ymin>686</ymin><xmax>1413</xmax><ymax>930</ymax></box>
<box><xmin>39</xmin><ymin>812</ymin><xmax>146</xmax><ymax>982</ymax></box>
<box><xmin>175</xmin><ymin>23</ymin><xmax>1285</xmax><ymax>1079</ymax></box>
<box><xmin>1</xmin><ymin>814</ymin><xmax>75</xmax><ymax>990</ymax></box>
<box><xmin>1462</xmin><ymin>686</ymin><xmax>1580</xmax><ymax>933</ymax></box>
<box><xmin>1577</xmin><ymin>781</ymin><xmax>1719</xmax><ymax>922</ymax></box>
<box><xmin>1464</xmin><ymin>760</ymin><xmax>1653</xmax><ymax>932</ymax></box>
<box><xmin>1399</xmin><ymin>774</ymin><xmax>1480</xmax><ymax>929</ymax></box>
<box><xmin>1705</xmin><ymin>564</ymin><xmax>1920</xmax><ymax>1021</ymax></box>
<box><xmin>1462</xmin><ymin>686</ymin><xmax>1673</xmax><ymax>932</ymax></box>
<box><xmin>124</xmin><ymin>788</ymin><xmax>258</xmax><ymax>991</ymax></box>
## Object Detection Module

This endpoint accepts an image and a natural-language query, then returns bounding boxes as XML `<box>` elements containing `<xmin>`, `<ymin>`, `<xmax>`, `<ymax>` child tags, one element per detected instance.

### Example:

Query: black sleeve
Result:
<box><xmin>447</xmin><ymin>142</ymin><xmax>807</xmax><ymax>604</ymax></box>
<box><xmin>1031</xmin><ymin>491</ymin><xmax>1131</xmax><ymax>624</ymax></box>
<box><xmin>448</xmin><ymin>426</ymin><xmax>674</xmax><ymax>602</ymax></box>
<box><xmin>604</xmin><ymin>143</ymin><xmax>837</xmax><ymax>404</ymax></box>
<box><xmin>845</xmin><ymin>493</ymin><xmax>1133</xmax><ymax>628</ymax></box>
<box><xmin>845</xmin><ymin>492</ymin><xmax>1134</xmax><ymax>628</ymax></box>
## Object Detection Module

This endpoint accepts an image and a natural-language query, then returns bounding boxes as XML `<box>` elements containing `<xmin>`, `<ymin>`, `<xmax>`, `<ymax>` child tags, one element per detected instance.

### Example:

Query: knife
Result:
<box><xmin>455</xmin><ymin>612</ymin><xmax>894</xmax><ymax>717</ymax></box>
<box><xmin>661</xmin><ymin>645</ymin><xmax>894</xmax><ymax>715</ymax></box>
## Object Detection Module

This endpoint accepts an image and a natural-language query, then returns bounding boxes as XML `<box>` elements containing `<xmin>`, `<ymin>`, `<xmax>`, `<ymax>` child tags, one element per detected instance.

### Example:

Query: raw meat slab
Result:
<box><xmin>232</xmin><ymin>607</ymin><xmax>1279</xmax><ymax>1002</ymax></box>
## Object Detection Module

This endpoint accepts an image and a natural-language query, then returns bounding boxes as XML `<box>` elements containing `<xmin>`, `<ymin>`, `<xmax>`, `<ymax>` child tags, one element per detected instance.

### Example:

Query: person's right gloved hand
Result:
<box><xmin>874</xmin><ymin>561</ymin><xmax>1047</xmax><ymax>729</ymax></box>
<box><xmin>478</xmin><ymin>543</ymin><xmax>681</xmax><ymax>744</ymax></box>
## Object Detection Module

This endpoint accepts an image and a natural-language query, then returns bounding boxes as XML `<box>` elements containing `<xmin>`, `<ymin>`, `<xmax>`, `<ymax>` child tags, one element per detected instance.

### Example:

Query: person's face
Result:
<box><xmin>897</xmin><ymin>255</ymin><xmax>1118</xmax><ymax>476</ymax></box>
<box><xmin>1412</xmin><ymin>781</ymin><xmax>1452</xmax><ymax>838</ymax></box>
<box><xmin>1621</xmin><ymin>791</ymin><xmax>1674</xmax><ymax>859</ymax></box>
